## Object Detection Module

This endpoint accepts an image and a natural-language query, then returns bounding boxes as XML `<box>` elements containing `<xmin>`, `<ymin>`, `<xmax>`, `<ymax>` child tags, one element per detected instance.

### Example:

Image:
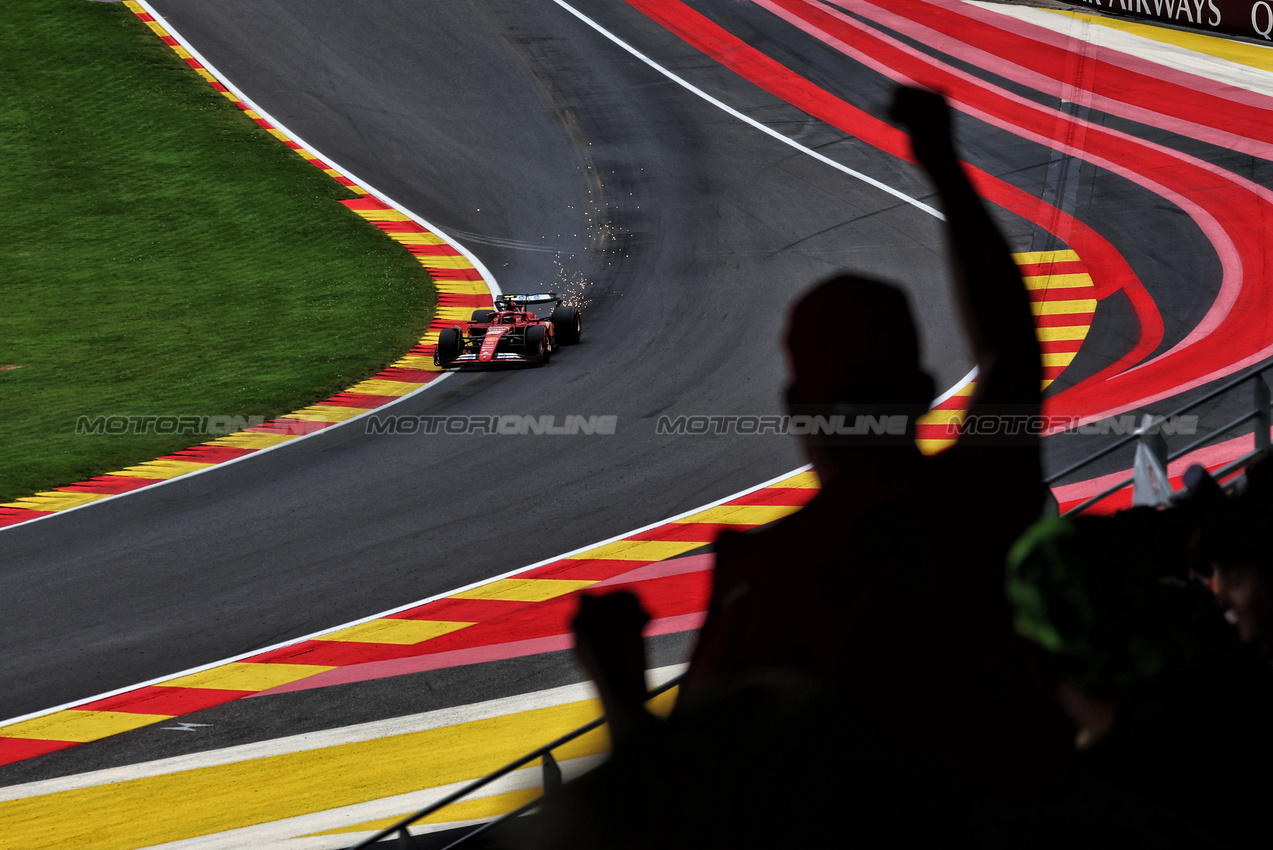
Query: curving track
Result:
<box><xmin>5</xmin><ymin>0</ymin><xmax>1273</xmax><ymax>842</ymax></box>
<box><xmin>0</xmin><ymin>0</ymin><xmax>978</xmax><ymax>721</ymax></box>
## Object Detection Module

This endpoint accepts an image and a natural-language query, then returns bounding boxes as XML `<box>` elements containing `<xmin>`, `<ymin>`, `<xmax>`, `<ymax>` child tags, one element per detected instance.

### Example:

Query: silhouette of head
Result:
<box><xmin>1007</xmin><ymin>515</ymin><xmax>1202</xmax><ymax>699</ymax></box>
<box><xmin>785</xmin><ymin>275</ymin><xmax>935</xmax><ymax>420</ymax></box>
<box><xmin>1196</xmin><ymin>459</ymin><xmax>1273</xmax><ymax>652</ymax></box>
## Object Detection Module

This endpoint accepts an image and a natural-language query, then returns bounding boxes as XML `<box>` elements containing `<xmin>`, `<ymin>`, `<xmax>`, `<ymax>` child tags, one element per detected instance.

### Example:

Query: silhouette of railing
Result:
<box><xmin>349</xmin><ymin>362</ymin><xmax>1273</xmax><ymax>848</ymax></box>
<box><xmin>345</xmin><ymin>675</ymin><xmax>682</xmax><ymax>849</ymax></box>
<box><xmin>1046</xmin><ymin>362</ymin><xmax>1272</xmax><ymax>514</ymax></box>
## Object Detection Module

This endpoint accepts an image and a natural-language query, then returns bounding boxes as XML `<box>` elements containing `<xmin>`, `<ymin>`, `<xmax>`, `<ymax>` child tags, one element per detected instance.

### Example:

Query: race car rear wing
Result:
<box><xmin>498</xmin><ymin>292</ymin><xmax>561</xmax><ymax>306</ymax></box>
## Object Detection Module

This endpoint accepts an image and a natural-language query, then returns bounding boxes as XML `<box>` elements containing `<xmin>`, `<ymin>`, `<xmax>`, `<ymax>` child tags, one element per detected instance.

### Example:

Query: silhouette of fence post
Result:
<box><xmin>1255</xmin><ymin>373</ymin><xmax>1270</xmax><ymax>453</ymax></box>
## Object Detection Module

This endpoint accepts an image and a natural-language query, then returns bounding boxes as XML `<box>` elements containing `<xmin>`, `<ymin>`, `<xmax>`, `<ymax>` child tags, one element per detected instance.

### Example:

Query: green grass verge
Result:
<box><xmin>0</xmin><ymin>1</ymin><xmax>437</xmax><ymax>503</ymax></box>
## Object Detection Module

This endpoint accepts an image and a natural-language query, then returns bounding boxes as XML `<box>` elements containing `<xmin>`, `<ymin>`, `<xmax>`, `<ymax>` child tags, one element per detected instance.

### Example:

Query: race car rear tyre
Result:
<box><xmin>436</xmin><ymin>327</ymin><xmax>462</xmax><ymax>366</ymax></box>
<box><xmin>525</xmin><ymin>325</ymin><xmax>550</xmax><ymax>364</ymax></box>
<box><xmin>470</xmin><ymin>309</ymin><xmax>495</xmax><ymax>323</ymax></box>
<box><xmin>550</xmin><ymin>305</ymin><xmax>581</xmax><ymax>345</ymax></box>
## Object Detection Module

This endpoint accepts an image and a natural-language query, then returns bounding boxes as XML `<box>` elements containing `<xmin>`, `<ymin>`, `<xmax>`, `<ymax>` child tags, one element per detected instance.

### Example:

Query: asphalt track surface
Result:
<box><xmin>10</xmin><ymin>0</ymin><xmax>1273</xmax><ymax>845</ymax></box>
<box><xmin>1</xmin><ymin>0</ymin><xmax>973</xmax><ymax>721</ymax></box>
<box><xmin>1</xmin><ymin>0</ymin><xmax>1263</xmax><ymax>756</ymax></box>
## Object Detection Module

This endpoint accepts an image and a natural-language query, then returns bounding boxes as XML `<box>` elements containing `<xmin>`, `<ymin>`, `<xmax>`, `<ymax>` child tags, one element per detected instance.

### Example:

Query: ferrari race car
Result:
<box><xmin>433</xmin><ymin>293</ymin><xmax>582</xmax><ymax>368</ymax></box>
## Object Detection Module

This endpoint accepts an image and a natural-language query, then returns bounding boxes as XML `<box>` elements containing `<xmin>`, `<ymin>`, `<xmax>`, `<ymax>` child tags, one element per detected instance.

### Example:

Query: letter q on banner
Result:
<box><xmin>1253</xmin><ymin>0</ymin><xmax>1273</xmax><ymax>38</ymax></box>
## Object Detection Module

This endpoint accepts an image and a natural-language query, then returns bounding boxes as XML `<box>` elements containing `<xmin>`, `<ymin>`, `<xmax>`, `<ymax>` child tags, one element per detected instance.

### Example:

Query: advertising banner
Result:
<box><xmin>1058</xmin><ymin>0</ymin><xmax>1273</xmax><ymax>42</ymax></box>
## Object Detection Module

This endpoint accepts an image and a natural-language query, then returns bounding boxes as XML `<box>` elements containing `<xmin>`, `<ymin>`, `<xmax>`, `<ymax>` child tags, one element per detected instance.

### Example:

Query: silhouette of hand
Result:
<box><xmin>890</xmin><ymin>87</ymin><xmax>957</xmax><ymax>169</ymax></box>
<box><xmin>573</xmin><ymin>591</ymin><xmax>651</xmax><ymax>713</ymax></box>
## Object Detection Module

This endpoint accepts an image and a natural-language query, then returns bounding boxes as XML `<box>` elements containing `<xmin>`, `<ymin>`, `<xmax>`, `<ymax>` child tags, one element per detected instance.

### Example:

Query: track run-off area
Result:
<box><xmin>5</xmin><ymin>0</ymin><xmax>1273</xmax><ymax>846</ymax></box>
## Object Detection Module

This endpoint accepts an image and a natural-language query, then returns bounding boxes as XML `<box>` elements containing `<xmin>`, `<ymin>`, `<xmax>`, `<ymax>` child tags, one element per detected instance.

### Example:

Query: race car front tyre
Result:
<box><xmin>525</xmin><ymin>325</ymin><xmax>550</xmax><ymax>364</ymax></box>
<box><xmin>550</xmin><ymin>305</ymin><xmax>581</xmax><ymax>345</ymax></box>
<box><xmin>470</xmin><ymin>309</ymin><xmax>495</xmax><ymax>323</ymax></box>
<box><xmin>436</xmin><ymin>327</ymin><xmax>462</xmax><ymax>366</ymax></box>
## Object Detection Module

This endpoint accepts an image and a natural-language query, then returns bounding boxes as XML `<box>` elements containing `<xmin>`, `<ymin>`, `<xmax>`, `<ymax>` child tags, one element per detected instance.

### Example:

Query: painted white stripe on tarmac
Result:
<box><xmin>2</xmin><ymin>442</ymin><xmax>799</xmax><ymax>728</ymax></box>
<box><xmin>135</xmin><ymin>754</ymin><xmax>605</xmax><ymax>850</ymax></box>
<box><xmin>0</xmin><ymin>665</ymin><xmax>683</xmax><ymax>803</ymax></box>
<box><xmin>1</xmin><ymin>0</ymin><xmax>983</xmax><ymax>733</ymax></box>
<box><xmin>974</xmin><ymin>2</ymin><xmax>1273</xmax><ymax>97</ymax></box>
<box><xmin>131</xmin><ymin>0</ymin><xmax>502</xmax><ymax>293</ymax></box>
<box><xmin>0</xmin><ymin>0</ymin><xmax>503</xmax><ymax>538</ymax></box>
<box><xmin>548</xmin><ymin>0</ymin><xmax>945</xmax><ymax>220</ymax></box>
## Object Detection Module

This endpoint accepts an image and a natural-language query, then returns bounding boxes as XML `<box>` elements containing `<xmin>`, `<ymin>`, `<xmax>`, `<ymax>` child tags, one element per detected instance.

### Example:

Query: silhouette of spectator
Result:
<box><xmin>567</xmin><ymin>86</ymin><xmax>1071</xmax><ymax>829</ymax></box>
<box><xmin>530</xmin><ymin>664</ymin><xmax>976</xmax><ymax>850</ymax></box>
<box><xmin>671</xmin><ymin>87</ymin><xmax>1070</xmax><ymax>793</ymax></box>
<box><xmin>1195</xmin><ymin>453</ymin><xmax>1273</xmax><ymax>659</ymax></box>
<box><xmin>1003</xmin><ymin>513</ymin><xmax>1273</xmax><ymax>848</ymax></box>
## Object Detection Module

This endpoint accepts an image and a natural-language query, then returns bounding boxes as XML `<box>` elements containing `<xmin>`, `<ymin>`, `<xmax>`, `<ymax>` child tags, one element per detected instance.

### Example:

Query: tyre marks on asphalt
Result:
<box><xmin>0</xmin><ymin>7</ymin><xmax>1218</xmax><ymax>844</ymax></box>
<box><xmin>0</xmin><ymin>258</ymin><xmax>1101</xmax><ymax>760</ymax></box>
<box><xmin>623</xmin><ymin>0</ymin><xmax>1161</xmax><ymax>420</ymax></box>
<box><xmin>0</xmin><ymin>2</ymin><xmax>495</xmax><ymax>533</ymax></box>
<box><xmin>0</xmin><ymin>0</ymin><xmax>1103</xmax><ymax>769</ymax></box>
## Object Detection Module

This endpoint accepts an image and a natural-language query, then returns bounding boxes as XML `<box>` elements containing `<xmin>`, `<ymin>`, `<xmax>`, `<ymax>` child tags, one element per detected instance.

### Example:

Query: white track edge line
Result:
<box><xmin>547</xmin><ymin>0</ymin><xmax>944</xmax><ymax>220</ymax></box>
<box><xmin>0</xmin><ymin>465</ymin><xmax>807</xmax><ymax>729</ymax></box>
<box><xmin>0</xmin><ymin>0</ymin><xmax>502</xmax><ymax>535</ymax></box>
<box><xmin>0</xmin><ymin>2</ymin><xmax>975</xmax><ymax>727</ymax></box>
<box><xmin>0</xmin><ymin>665</ymin><xmax>686</xmax><ymax>800</ymax></box>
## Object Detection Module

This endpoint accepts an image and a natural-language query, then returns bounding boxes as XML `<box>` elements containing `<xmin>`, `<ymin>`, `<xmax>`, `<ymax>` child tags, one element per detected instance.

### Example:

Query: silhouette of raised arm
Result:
<box><xmin>891</xmin><ymin>88</ymin><xmax>1041</xmax><ymax>420</ymax></box>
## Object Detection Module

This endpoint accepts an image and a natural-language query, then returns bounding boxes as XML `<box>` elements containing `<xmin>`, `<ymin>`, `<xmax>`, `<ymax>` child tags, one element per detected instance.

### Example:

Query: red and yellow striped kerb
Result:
<box><xmin>0</xmin><ymin>470</ymin><xmax>818</xmax><ymax>767</ymax></box>
<box><xmin>0</xmin><ymin>4</ymin><xmax>1102</xmax><ymax>765</ymax></box>
<box><xmin>914</xmin><ymin>249</ymin><xmax>1096</xmax><ymax>454</ymax></box>
<box><xmin>0</xmin><ymin>3</ymin><xmax>493</xmax><ymax>530</ymax></box>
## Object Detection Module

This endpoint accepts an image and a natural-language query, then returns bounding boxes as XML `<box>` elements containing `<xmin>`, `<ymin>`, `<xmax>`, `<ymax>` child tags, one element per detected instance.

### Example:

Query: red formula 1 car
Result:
<box><xmin>433</xmin><ymin>293</ymin><xmax>582</xmax><ymax>368</ymax></box>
